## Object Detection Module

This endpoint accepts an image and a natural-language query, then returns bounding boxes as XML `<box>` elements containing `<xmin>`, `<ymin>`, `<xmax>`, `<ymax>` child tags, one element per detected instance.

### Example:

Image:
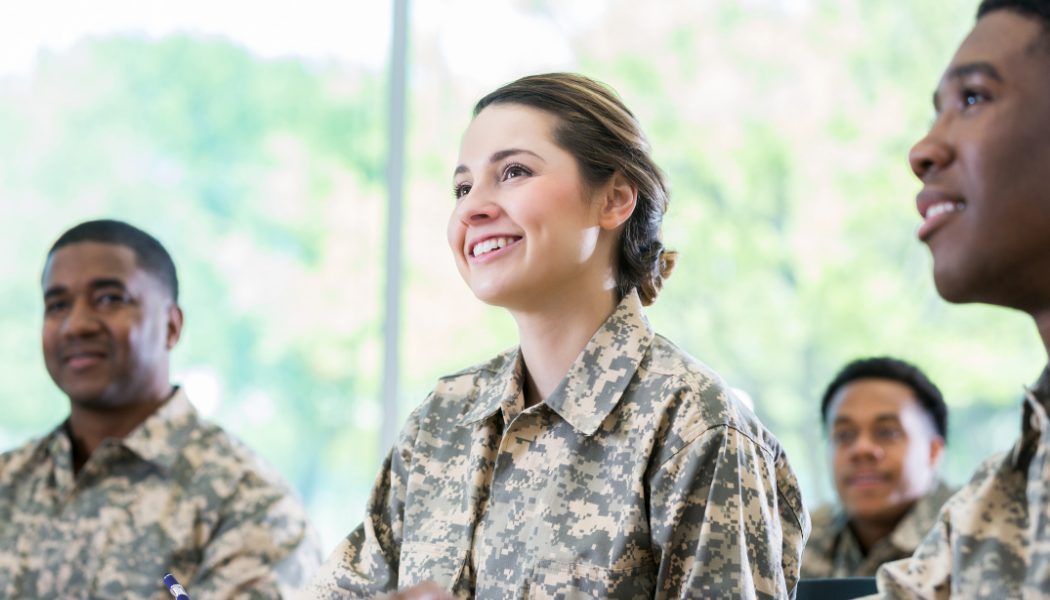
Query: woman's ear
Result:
<box><xmin>598</xmin><ymin>172</ymin><xmax>637</xmax><ymax>231</ymax></box>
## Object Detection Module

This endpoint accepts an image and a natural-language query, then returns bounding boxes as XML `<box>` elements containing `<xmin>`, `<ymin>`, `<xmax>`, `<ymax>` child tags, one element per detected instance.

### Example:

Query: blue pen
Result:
<box><xmin>163</xmin><ymin>573</ymin><xmax>191</xmax><ymax>600</ymax></box>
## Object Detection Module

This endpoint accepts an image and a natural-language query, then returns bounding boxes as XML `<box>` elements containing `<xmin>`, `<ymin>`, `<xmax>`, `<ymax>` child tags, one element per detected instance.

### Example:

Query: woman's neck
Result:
<box><xmin>513</xmin><ymin>287</ymin><xmax>619</xmax><ymax>408</ymax></box>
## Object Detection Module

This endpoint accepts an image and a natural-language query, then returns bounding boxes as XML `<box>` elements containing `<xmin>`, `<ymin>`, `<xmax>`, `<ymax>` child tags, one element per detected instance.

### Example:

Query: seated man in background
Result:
<box><xmin>802</xmin><ymin>357</ymin><xmax>952</xmax><ymax>578</ymax></box>
<box><xmin>0</xmin><ymin>219</ymin><xmax>321</xmax><ymax>598</ymax></box>
<box><xmin>878</xmin><ymin>0</ymin><xmax>1050</xmax><ymax>595</ymax></box>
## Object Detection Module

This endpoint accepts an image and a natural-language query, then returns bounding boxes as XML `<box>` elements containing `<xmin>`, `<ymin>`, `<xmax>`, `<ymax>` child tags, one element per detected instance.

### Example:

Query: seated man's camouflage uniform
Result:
<box><xmin>307</xmin><ymin>291</ymin><xmax>810</xmax><ymax>598</ymax></box>
<box><xmin>0</xmin><ymin>387</ymin><xmax>322</xmax><ymax>599</ymax></box>
<box><xmin>803</xmin><ymin>480</ymin><xmax>953</xmax><ymax>578</ymax></box>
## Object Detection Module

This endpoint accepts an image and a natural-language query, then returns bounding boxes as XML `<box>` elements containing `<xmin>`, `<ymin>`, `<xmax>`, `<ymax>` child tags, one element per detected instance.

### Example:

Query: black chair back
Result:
<box><xmin>796</xmin><ymin>577</ymin><xmax>878</xmax><ymax>599</ymax></box>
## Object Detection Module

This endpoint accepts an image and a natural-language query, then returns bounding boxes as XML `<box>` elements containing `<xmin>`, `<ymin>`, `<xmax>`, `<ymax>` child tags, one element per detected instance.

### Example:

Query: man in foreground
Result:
<box><xmin>0</xmin><ymin>219</ymin><xmax>321</xmax><ymax>598</ymax></box>
<box><xmin>877</xmin><ymin>0</ymin><xmax>1050</xmax><ymax>595</ymax></box>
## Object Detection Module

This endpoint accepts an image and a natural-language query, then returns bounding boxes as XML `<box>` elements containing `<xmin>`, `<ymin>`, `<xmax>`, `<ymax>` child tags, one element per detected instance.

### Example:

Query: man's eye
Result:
<box><xmin>832</xmin><ymin>430</ymin><xmax>856</xmax><ymax>446</ymax></box>
<box><xmin>44</xmin><ymin>301</ymin><xmax>67</xmax><ymax>315</ymax></box>
<box><xmin>97</xmin><ymin>293</ymin><xmax>126</xmax><ymax>307</ymax></box>
<box><xmin>962</xmin><ymin>88</ymin><xmax>988</xmax><ymax>108</ymax></box>
<box><xmin>454</xmin><ymin>182</ymin><xmax>471</xmax><ymax>199</ymax></box>
<box><xmin>874</xmin><ymin>427</ymin><xmax>903</xmax><ymax>442</ymax></box>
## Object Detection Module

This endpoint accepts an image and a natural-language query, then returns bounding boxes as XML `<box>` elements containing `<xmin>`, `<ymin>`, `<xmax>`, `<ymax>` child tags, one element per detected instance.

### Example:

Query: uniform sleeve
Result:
<box><xmin>304</xmin><ymin>412</ymin><xmax>420</xmax><ymax>599</ymax></box>
<box><xmin>648</xmin><ymin>424</ymin><xmax>808</xmax><ymax>599</ymax></box>
<box><xmin>188</xmin><ymin>470</ymin><xmax>323</xmax><ymax>599</ymax></box>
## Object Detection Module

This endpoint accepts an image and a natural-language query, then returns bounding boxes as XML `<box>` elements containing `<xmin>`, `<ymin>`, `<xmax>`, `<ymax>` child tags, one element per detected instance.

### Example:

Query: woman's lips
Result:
<box><xmin>467</xmin><ymin>236</ymin><xmax>523</xmax><ymax>263</ymax></box>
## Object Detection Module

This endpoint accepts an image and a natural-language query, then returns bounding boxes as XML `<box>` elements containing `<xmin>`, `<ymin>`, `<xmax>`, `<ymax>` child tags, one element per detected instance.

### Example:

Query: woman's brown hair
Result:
<box><xmin>473</xmin><ymin>73</ymin><xmax>677</xmax><ymax>306</ymax></box>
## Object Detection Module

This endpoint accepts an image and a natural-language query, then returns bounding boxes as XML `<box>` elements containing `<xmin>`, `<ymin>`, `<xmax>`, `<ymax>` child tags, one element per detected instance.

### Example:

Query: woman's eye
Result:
<box><xmin>502</xmin><ymin>164</ymin><xmax>530</xmax><ymax>181</ymax></box>
<box><xmin>454</xmin><ymin>183</ymin><xmax>471</xmax><ymax>199</ymax></box>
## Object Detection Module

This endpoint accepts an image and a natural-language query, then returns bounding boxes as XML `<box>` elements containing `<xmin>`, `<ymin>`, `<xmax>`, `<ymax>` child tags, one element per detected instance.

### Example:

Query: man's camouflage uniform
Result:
<box><xmin>0</xmin><ymin>388</ymin><xmax>322</xmax><ymax>599</ymax></box>
<box><xmin>307</xmin><ymin>291</ymin><xmax>810</xmax><ymax>599</ymax></box>
<box><xmin>876</xmin><ymin>369</ymin><xmax>1050</xmax><ymax>598</ymax></box>
<box><xmin>802</xmin><ymin>481</ymin><xmax>954</xmax><ymax>578</ymax></box>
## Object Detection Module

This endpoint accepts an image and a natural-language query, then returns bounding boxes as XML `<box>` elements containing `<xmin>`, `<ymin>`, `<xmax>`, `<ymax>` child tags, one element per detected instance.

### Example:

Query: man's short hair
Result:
<box><xmin>820</xmin><ymin>357</ymin><xmax>948</xmax><ymax>440</ymax></box>
<box><xmin>978</xmin><ymin>0</ymin><xmax>1050</xmax><ymax>50</ymax></box>
<box><xmin>47</xmin><ymin>219</ymin><xmax>179</xmax><ymax>302</ymax></box>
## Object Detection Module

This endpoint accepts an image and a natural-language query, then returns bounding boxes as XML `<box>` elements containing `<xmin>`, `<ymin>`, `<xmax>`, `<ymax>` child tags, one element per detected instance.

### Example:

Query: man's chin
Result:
<box><xmin>846</xmin><ymin>497</ymin><xmax>915</xmax><ymax>526</ymax></box>
<box><xmin>933</xmin><ymin>276</ymin><xmax>979</xmax><ymax>304</ymax></box>
<box><xmin>63</xmin><ymin>385</ymin><xmax>121</xmax><ymax>410</ymax></box>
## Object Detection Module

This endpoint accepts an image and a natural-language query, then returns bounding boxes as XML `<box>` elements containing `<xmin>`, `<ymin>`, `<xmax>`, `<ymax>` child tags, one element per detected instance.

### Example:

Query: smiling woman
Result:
<box><xmin>306</xmin><ymin>73</ymin><xmax>810</xmax><ymax>598</ymax></box>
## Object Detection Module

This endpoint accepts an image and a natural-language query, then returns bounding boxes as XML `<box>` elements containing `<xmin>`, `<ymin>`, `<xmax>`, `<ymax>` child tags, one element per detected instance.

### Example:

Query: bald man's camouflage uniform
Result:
<box><xmin>0</xmin><ymin>389</ymin><xmax>322</xmax><ymax>599</ymax></box>
<box><xmin>802</xmin><ymin>480</ymin><xmax>953</xmax><ymax>578</ymax></box>
<box><xmin>876</xmin><ymin>368</ymin><xmax>1050</xmax><ymax>598</ymax></box>
<box><xmin>307</xmin><ymin>291</ymin><xmax>810</xmax><ymax>599</ymax></box>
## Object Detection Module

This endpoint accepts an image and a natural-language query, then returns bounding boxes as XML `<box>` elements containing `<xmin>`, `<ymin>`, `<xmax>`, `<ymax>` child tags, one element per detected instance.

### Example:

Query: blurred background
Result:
<box><xmin>1</xmin><ymin>0</ymin><xmax>1040</xmax><ymax>551</ymax></box>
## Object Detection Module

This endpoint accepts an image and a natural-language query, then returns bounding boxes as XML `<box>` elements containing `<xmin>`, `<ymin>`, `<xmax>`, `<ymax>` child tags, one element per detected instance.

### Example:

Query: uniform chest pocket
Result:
<box><xmin>399</xmin><ymin>541</ymin><xmax>467</xmax><ymax>591</ymax></box>
<box><xmin>526</xmin><ymin>558</ymin><xmax>655</xmax><ymax>600</ymax></box>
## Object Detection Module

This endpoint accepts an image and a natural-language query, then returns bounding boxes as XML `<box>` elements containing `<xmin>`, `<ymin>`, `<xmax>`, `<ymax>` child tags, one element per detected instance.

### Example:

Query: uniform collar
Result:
<box><xmin>119</xmin><ymin>387</ymin><xmax>198</xmax><ymax>472</ymax></box>
<box><xmin>460</xmin><ymin>348</ymin><xmax>524</xmax><ymax>426</ymax></box>
<box><xmin>461</xmin><ymin>291</ymin><xmax>653</xmax><ymax>436</ymax></box>
<box><xmin>1013</xmin><ymin>367</ymin><xmax>1050</xmax><ymax>470</ymax></box>
<box><xmin>45</xmin><ymin>387</ymin><xmax>199</xmax><ymax>475</ymax></box>
<box><xmin>1026</xmin><ymin>367</ymin><xmax>1050</xmax><ymax>419</ymax></box>
<box><xmin>828</xmin><ymin>479</ymin><xmax>952</xmax><ymax>559</ymax></box>
<box><xmin>543</xmin><ymin>291</ymin><xmax>652</xmax><ymax>436</ymax></box>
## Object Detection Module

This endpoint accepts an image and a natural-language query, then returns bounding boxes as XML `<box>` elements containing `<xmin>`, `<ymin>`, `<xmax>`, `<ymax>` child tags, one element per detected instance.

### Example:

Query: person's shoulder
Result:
<box><xmin>808</xmin><ymin>502</ymin><xmax>843</xmax><ymax>529</ymax></box>
<box><xmin>643</xmin><ymin>334</ymin><xmax>778</xmax><ymax>452</ymax></box>
<box><xmin>0</xmin><ymin>430</ymin><xmax>55</xmax><ymax>479</ymax></box>
<box><xmin>804</xmin><ymin>503</ymin><xmax>847</xmax><ymax>549</ymax></box>
<box><xmin>938</xmin><ymin>449</ymin><xmax>1019</xmax><ymax>516</ymax></box>
<box><xmin>178</xmin><ymin>416</ymin><xmax>298</xmax><ymax>497</ymax></box>
<box><xmin>435</xmin><ymin>346</ymin><xmax>517</xmax><ymax>388</ymax></box>
<box><xmin>411</xmin><ymin>347</ymin><xmax>519</xmax><ymax>418</ymax></box>
<box><xmin>956</xmin><ymin>450</ymin><xmax>1015</xmax><ymax>495</ymax></box>
<box><xmin>644</xmin><ymin>334</ymin><xmax>737</xmax><ymax>412</ymax></box>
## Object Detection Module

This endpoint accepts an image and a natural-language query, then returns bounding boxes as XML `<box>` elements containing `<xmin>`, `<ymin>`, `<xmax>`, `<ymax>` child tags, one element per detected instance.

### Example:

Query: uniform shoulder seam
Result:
<box><xmin>437</xmin><ymin>346</ymin><xmax>517</xmax><ymax>381</ymax></box>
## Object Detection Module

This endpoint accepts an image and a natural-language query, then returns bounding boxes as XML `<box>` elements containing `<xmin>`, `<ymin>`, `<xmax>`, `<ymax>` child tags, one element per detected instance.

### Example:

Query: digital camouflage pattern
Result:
<box><xmin>306</xmin><ymin>291</ymin><xmax>810</xmax><ymax>599</ymax></box>
<box><xmin>876</xmin><ymin>368</ymin><xmax>1050</xmax><ymax>598</ymax></box>
<box><xmin>801</xmin><ymin>480</ymin><xmax>954</xmax><ymax>578</ymax></box>
<box><xmin>0</xmin><ymin>389</ymin><xmax>322</xmax><ymax>599</ymax></box>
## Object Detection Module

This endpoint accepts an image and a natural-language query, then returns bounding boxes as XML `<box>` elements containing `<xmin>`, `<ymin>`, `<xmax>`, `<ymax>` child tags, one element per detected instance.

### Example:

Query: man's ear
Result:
<box><xmin>166</xmin><ymin>304</ymin><xmax>184</xmax><ymax>350</ymax></box>
<box><xmin>598</xmin><ymin>172</ymin><xmax>637</xmax><ymax>231</ymax></box>
<box><xmin>929</xmin><ymin>434</ymin><xmax>946</xmax><ymax>467</ymax></box>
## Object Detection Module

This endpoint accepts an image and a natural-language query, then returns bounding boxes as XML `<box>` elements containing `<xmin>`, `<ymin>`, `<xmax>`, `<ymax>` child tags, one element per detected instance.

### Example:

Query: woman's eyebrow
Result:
<box><xmin>454</xmin><ymin>148</ymin><xmax>546</xmax><ymax>176</ymax></box>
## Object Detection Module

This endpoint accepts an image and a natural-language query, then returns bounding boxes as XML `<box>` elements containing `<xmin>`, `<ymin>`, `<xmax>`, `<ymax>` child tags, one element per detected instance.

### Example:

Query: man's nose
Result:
<box><xmin>908</xmin><ymin>118</ymin><xmax>955</xmax><ymax>180</ymax></box>
<box><xmin>61</xmin><ymin>299</ymin><xmax>103</xmax><ymax>338</ymax></box>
